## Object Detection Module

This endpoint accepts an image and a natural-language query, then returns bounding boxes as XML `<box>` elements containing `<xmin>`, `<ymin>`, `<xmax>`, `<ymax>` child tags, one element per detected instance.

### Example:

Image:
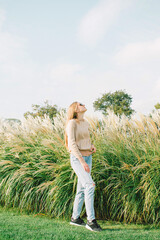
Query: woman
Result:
<box><xmin>65</xmin><ymin>101</ymin><xmax>102</xmax><ymax>232</ymax></box>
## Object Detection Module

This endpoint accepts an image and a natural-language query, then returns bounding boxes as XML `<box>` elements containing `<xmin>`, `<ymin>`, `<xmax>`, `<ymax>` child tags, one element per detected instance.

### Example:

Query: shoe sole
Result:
<box><xmin>70</xmin><ymin>222</ymin><xmax>86</xmax><ymax>227</ymax></box>
<box><xmin>85</xmin><ymin>224</ymin><xmax>102</xmax><ymax>232</ymax></box>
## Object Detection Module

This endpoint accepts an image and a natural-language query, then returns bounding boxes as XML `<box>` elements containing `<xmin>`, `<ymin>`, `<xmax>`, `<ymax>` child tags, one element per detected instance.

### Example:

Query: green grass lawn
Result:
<box><xmin>0</xmin><ymin>206</ymin><xmax>160</xmax><ymax>240</ymax></box>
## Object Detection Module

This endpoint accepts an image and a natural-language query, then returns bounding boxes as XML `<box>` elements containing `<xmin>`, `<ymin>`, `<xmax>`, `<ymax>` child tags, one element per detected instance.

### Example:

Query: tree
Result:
<box><xmin>154</xmin><ymin>102</ymin><xmax>160</xmax><ymax>110</ymax></box>
<box><xmin>149</xmin><ymin>102</ymin><xmax>160</xmax><ymax>118</ymax></box>
<box><xmin>23</xmin><ymin>100</ymin><xmax>66</xmax><ymax>121</ymax></box>
<box><xmin>93</xmin><ymin>90</ymin><xmax>135</xmax><ymax>118</ymax></box>
<box><xmin>4</xmin><ymin>118</ymin><xmax>21</xmax><ymax>126</ymax></box>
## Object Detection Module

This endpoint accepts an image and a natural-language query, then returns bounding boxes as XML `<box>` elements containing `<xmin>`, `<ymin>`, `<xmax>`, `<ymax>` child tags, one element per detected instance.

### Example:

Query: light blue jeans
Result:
<box><xmin>70</xmin><ymin>153</ymin><xmax>96</xmax><ymax>221</ymax></box>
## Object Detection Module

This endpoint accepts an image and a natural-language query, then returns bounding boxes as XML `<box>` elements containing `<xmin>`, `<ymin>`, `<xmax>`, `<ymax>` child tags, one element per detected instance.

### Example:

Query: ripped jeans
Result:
<box><xmin>70</xmin><ymin>154</ymin><xmax>96</xmax><ymax>221</ymax></box>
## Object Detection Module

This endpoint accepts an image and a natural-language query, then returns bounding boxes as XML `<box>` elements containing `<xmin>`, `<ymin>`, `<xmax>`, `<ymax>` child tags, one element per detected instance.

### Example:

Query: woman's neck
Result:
<box><xmin>77</xmin><ymin>112</ymin><xmax>85</xmax><ymax>121</ymax></box>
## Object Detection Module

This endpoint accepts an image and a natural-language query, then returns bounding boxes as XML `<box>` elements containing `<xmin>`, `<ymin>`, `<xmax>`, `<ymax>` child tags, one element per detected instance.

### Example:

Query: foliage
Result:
<box><xmin>23</xmin><ymin>99</ymin><xmax>66</xmax><ymax>122</ymax></box>
<box><xmin>0</xmin><ymin>109</ymin><xmax>160</xmax><ymax>225</ymax></box>
<box><xmin>154</xmin><ymin>103</ymin><xmax>160</xmax><ymax>110</ymax></box>
<box><xmin>4</xmin><ymin>118</ymin><xmax>21</xmax><ymax>126</ymax></box>
<box><xmin>93</xmin><ymin>90</ymin><xmax>135</xmax><ymax>118</ymax></box>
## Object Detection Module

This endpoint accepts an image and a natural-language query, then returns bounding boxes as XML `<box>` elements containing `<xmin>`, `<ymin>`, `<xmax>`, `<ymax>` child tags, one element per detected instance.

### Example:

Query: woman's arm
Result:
<box><xmin>86</xmin><ymin>120</ymin><xmax>96</xmax><ymax>153</ymax></box>
<box><xmin>67</xmin><ymin>120</ymin><xmax>86</xmax><ymax>164</ymax></box>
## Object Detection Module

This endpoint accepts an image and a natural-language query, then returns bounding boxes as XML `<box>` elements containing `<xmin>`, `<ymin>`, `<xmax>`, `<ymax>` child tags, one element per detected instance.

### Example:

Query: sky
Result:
<box><xmin>0</xmin><ymin>0</ymin><xmax>160</xmax><ymax>120</ymax></box>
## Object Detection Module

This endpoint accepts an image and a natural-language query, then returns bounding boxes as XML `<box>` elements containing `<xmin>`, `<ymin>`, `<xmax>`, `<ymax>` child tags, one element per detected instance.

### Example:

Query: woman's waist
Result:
<box><xmin>79</xmin><ymin>149</ymin><xmax>92</xmax><ymax>156</ymax></box>
<box><xmin>68</xmin><ymin>148</ymin><xmax>92</xmax><ymax>156</ymax></box>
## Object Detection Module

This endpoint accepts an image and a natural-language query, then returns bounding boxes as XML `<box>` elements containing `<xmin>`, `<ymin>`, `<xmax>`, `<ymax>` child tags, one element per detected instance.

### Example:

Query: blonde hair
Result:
<box><xmin>65</xmin><ymin>101</ymin><xmax>80</xmax><ymax>150</ymax></box>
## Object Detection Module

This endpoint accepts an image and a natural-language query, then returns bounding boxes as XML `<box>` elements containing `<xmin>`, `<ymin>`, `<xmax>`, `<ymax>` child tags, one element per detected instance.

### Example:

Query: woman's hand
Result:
<box><xmin>82</xmin><ymin>162</ymin><xmax>90</xmax><ymax>173</ymax></box>
<box><xmin>91</xmin><ymin>144</ymin><xmax>96</xmax><ymax>153</ymax></box>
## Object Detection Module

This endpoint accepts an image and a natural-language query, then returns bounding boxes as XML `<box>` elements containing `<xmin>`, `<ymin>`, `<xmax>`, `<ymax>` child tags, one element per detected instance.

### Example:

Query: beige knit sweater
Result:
<box><xmin>66</xmin><ymin>119</ymin><xmax>92</xmax><ymax>159</ymax></box>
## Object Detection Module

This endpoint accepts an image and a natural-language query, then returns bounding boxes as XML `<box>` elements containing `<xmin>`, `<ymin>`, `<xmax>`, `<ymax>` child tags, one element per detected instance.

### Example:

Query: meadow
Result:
<box><xmin>0</xmin><ymin>205</ymin><xmax>160</xmax><ymax>240</ymax></box>
<box><xmin>0</xmin><ymin>109</ymin><xmax>160</xmax><ymax>226</ymax></box>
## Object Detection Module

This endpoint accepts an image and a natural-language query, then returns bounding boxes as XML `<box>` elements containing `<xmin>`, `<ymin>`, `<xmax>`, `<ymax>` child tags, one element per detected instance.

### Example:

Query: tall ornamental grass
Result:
<box><xmin>0</xmin><ymin>109</ymin><xmax>160</xmax><ymax>225</ymax></box>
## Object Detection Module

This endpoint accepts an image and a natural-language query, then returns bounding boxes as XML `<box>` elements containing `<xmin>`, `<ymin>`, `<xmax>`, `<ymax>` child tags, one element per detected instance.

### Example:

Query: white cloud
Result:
<box><xmin>0</xmin><ymin>8</ymin><xmax>29</xmax><ymax>85</ymax></box>
<box><xmin>0</xmin><ymin>9</ymin><xmax>27</xmax><ymax>61</ymax></box>
<box><xmin>152</xmin><ymin>78</ymin><xmax>160</xmax><ymax>96</ymax></box>
<box><xmin>0</xmin><ymin>8</ymin><xmax>88</xmax><ymax>120</ymax></box>
<box><xmin>0</xmin><ymin>8</ymin><xmax>44</xmax><ymax>119</ymax></box>
<box><xmin>77</xmin><ymin>0</ymin><xmax>132</xmax><ymax>47</ymax></box>
<box><xmin>0</xmin><ymin>4</ymin><xmax>159</xmax><ymax>121</ymax></box>
<box><xmin>49</xmin><ymin>63</ymin><xmax>83</xmax><ymax>83</ymax></box>
<box><xmin>114</xmin><ymin>37</ymin><xmax>160</xmax><ymax>65</ymax></box>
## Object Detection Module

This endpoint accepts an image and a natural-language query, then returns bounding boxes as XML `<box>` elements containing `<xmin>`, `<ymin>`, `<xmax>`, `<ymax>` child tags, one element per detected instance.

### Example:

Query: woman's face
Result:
<box><xmin>76</xmin><ymin>102</ymin><xmax>87</xmax><ymax>113</ymax></box>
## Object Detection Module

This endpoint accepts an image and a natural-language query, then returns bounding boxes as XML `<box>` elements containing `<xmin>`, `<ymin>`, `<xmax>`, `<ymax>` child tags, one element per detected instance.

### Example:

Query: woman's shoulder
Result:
<box><xmin>69</xmin><ymin>119</ymin><xmax>76</xmax><ymax>123</ymax></box>
<box><xmin>67</xmin><ymin>119</ymin><xmax>77</xmax><ymax>127</ymax></box>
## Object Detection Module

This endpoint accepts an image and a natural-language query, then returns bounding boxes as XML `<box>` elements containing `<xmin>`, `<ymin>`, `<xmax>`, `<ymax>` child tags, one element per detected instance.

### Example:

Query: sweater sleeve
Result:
<box><xmin>66</xmin><ymin>120</ymin><xmax>83</xmax><ymax>159</ymax></box>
